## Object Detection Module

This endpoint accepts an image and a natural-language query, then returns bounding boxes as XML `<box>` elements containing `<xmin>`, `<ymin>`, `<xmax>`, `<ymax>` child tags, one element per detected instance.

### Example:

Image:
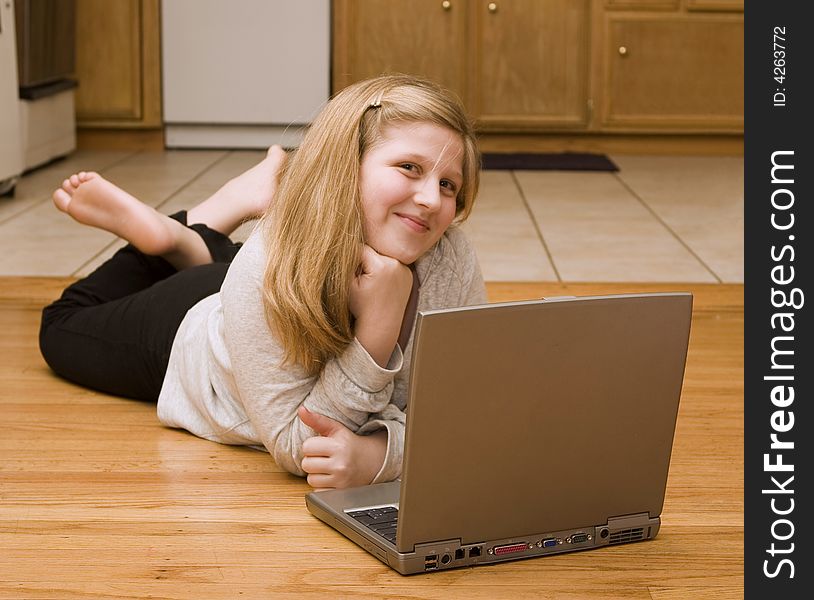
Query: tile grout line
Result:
<box><xmin>152</xmin><ymin>150</ymin><xmax>234</xmax><ymax>213</ymax></box>
<box><xmin>0</xmin><ymin>150</ymin><xmax>142</xmax><ymax>228</ymax></box>
<box><xmin>612</xmin><ymin>171</ymin><xmax>723</xmax><ymax>284</ymax></box>
<box><xmin>71</xmin><ymin>151</ymin><xmax>235</xmax><ymax>277</ymax></box>
<box><xmin>510</xmin><ymin>170</ymin><xmax>562</xmax><ymax>282</ymax></box>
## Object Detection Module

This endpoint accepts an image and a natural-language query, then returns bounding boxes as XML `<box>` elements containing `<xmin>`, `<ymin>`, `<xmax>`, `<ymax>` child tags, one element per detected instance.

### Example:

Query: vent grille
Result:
<box><xmin>609</xmin><ymin>527</ymin><xmax>644</xmax><ymax>545</ymax></box>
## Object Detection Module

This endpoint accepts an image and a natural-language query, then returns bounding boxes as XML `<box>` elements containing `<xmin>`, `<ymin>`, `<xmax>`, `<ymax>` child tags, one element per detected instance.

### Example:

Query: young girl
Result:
<box><xmin>40</xmin><ymin>75</ymin><xmax>487</xmax><ymax>490</ymax></box>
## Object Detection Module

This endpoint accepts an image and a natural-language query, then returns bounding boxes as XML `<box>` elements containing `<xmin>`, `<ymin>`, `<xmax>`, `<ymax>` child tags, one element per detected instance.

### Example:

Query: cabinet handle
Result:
<box><xmin>618</xmin><ymin>46</ymin><xmax>628</xmax><ymax>56</ymax></box>
<box><xmin>442</xmin><ymin>0</ymin><xmax>451</xmax><ymax>10</ymax></box>
<box><xmin>488</xmin><ymin>2</ymin><xmax>498</xmax><ymax>13</ymax></box>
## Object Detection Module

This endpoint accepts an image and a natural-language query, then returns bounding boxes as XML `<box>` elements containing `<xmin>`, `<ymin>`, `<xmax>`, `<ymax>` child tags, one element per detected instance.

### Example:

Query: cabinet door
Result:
<box><xmin>332</xmin><ymin>0</ymin><xmax>467</xmax><ymax>102</ymax></box>
<box><xmin>74</xmin><ymin>0</ymin><xmax>161</xmax><ymax>127</ymax></box>
<box><xmin>471</xmin><ymin>0</ymin><xmax>591</xmax><ymax>130</ymax></box>
<box><xmin>601</xmin><ymin>15</ymin><xmax>743</xmax><ymax>131</ymax></box>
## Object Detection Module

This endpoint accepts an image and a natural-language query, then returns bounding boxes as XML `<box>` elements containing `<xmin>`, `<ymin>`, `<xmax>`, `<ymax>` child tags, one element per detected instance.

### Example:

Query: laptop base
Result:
<box><xmin>306</xmin><ymin>485</ymin><xmax>660</xmax><ymax>575</ymax></box>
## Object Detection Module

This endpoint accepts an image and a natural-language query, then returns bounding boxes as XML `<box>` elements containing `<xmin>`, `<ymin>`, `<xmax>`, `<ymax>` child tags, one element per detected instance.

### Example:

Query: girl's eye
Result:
<box><xmin>440</xmin><ymin>179</ymin><xmax>457</xmax><ymax>193</ymax></box>
<box><xmin>399</xmin><ymin>163</ymin><xmax>417</xmax><ymax>172</ymax></box>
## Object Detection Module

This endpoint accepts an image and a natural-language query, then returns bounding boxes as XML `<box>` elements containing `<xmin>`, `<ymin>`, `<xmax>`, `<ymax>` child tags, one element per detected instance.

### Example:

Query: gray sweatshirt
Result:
<box><xmin>157</xmin><ymin>226</ymin><xmax>486</xmax><ymax>483</ymax></box>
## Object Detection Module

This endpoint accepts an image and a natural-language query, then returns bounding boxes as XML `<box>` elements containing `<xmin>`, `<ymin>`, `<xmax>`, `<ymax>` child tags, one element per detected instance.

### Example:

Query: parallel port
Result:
<box><xmin>492</xmin><ymin>542</ymin><xmax>529</xmax><ymax>556</ymax></box>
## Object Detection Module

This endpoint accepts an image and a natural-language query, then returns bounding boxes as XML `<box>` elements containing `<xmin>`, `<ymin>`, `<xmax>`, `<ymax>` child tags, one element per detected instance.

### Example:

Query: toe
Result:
<box><xmin>53</xmin><ymin>189</ymin><xmax>71</xmax><ymax>212</ymax></box>
<box><xmin>69</xmin><ymin>174</ymin><xmax>81</xmax><ymax>188</ymax></box>
<box><xmin>62</xmin><ymin>178</ymin><xmax>74</xmax><ymax>193</ymax></box>
<box><xmin>267</xmin><ymin>144</ymin><xmax>286</xmax><ymax>159</ymax></box>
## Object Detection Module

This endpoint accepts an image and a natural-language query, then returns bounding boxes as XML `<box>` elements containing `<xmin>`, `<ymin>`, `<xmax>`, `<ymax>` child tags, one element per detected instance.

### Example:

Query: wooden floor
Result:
<box><xmin>0</xmin><ymin>278</ymin><xmax>743</xmax><ymax>599</ymax></box>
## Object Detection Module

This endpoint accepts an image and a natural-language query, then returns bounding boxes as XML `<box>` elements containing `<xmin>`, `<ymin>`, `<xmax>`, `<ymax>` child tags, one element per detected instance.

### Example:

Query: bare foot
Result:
<box><xmin>52</xmin><ymin>172</ymin><xmax>211</xmax><ymax>268</ymax></box>
<box><xmin>186</xmin><ymin>144</ymin><xmax>288</xmax><ymax>234</ymax></box>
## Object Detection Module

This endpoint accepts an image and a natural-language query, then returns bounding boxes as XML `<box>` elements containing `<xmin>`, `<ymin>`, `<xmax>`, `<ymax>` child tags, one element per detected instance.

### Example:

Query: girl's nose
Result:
<box><xmin>415</xmin><ymin>181</ymin><xmax>442</xmax><ymax>211</ymax></box>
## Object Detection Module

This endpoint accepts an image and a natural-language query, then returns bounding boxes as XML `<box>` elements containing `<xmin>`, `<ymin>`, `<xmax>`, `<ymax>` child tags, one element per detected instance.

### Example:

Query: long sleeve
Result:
<box><xmin>157</xmin><ymin>225</ymin><xmax>487</xmax><ymax>484</ymax></box>
<box><xmin>219</xmin><ymin>233</ymin><xmax>405</xmax><ymax>477</ymax></box>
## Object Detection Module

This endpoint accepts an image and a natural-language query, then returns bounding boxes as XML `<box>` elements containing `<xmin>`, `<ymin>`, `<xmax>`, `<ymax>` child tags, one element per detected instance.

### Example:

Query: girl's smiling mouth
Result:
<box><xmin>396</xmin><ymin>213</ymin><xmax>430</xmax><ymax>232</ymax></box>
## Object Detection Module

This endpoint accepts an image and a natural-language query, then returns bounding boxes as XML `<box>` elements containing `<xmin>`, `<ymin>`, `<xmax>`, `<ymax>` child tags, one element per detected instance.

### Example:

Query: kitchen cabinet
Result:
<box><xmin>470</xmin><ymin>0</ymin><xmax>590</xmax><ymax>130</ymax></box>
<box><xmin>333</xmin><ymin>0</ymin><xmax>591</xmax><ymax>131</ymax></box>
<box><xmin>600</xmin><ymin>8</ymin><xmax>743</xmax><ymax>132</ymax></box>
<box><xmin>74</xmin><ymin>0</ymin><xmax>161</xmax><ymax>128</ymax></box>
<box><xmin>332</xmin><ymin>0</ymin><xmax>468</xmax><ymax>106</ymax></box>
<box><xmin>333</xmin><ymin>0</ymin><xmax>743</xmax><ymax>136</ymax></box>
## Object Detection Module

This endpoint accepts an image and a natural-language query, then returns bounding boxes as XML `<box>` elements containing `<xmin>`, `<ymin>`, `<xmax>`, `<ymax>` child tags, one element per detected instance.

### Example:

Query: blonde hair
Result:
<box><xmin>262</xmin><ymin>75</ymin><xmax>480</xmax><ymax>374</ymax></box>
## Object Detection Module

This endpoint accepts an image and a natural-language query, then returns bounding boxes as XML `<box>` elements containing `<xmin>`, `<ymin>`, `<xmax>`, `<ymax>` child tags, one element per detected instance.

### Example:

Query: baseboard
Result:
<box><xmin>75</xmin><ymin>126</ymin><xmax>743</xmax><ymax>156</ymax></box>
<box><xmin>76</xmin><ymin>129</ymin><xmax>165</xmax><ymax>152</ymax></box>
<box><xmin>477</xmin><ymin>133</ymin><xmax>743</xmax><ymax>156</ymax></box>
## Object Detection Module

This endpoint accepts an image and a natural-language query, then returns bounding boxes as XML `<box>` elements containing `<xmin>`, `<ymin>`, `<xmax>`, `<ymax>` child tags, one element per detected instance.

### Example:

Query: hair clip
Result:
<box><xmin>369</xmin><ymin>93</ymin><xmax>384</xmax><ymax>108</ymax></box>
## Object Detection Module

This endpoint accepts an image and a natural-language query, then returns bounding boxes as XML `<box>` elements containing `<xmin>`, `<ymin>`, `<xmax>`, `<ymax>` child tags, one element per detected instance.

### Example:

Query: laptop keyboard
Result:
<box><xmin>347</xmin><ymin>506</ymin><xmax>398</xmax><ymax>544</ymax></box>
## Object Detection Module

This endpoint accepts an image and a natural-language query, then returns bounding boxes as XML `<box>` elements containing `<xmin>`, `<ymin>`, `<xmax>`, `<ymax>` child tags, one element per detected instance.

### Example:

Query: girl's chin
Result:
<box><xmin>369</xmin><ymin>229</ymin><xmax>443</xmax><ymax>263</ymax></box>
<box><xmin>371</xmin><ymin>244</ymin><xmax>422</xmax><ymax>265</ymax></box>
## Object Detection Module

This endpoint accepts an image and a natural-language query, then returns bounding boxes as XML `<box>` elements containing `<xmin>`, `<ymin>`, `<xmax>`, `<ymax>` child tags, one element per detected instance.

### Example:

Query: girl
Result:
<box><xmin>40</xmin><ymin>75</ymin><xmax>487</xmax><ymax>490</ymax></box>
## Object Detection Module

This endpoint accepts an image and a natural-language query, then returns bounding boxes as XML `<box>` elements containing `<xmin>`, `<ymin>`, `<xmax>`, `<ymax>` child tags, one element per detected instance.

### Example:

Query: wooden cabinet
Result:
<box><xmin>333</xmin><ymin>0</ymin><xmax>591</xmax><ymax>131</ymax></box>
<box><xmin>332</xmin><ymin>0</ymin><xmax>468</xmax><ymax>104</ymax></box>
<box><xmin>333</xmin><ymin>0</ymin><xmax>743</xmax><ymax>138</ymax></box>
<box><xmin>74</xmin><ymin>0</ymin><xmax>161</xmax><ymax>128</ymax></box>
<box><xmin>470</xmin><ymin>0</ymin><xmax>590</xmax><ymax>130</ymax></box>
<box><xmin>600</xmin><ymin>7</ymin><xmax>743</xmax><ymax>132</ymax></box>
<box><xmin>605</xmin><ymin>0</ymin><xmax>679</xmax><ymax>9</ymax></box>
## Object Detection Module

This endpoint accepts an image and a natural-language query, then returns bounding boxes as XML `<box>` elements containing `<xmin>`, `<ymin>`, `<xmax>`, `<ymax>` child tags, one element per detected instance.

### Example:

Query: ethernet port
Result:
<box><xmin>469</xmin><ymin>546</ymin><xmax>482</xmax><ymax>558</ymax></box>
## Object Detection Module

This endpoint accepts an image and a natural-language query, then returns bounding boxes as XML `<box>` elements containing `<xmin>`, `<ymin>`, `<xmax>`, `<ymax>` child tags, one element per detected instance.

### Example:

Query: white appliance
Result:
<box><xmin>19</xmin><ymin>84</ymin><xmax>76</xmax><ymax>171</ymax></box>
<box><xmin>161</xmin><ymin>0</ymin><xmax>330</xmax><ymax>149</ymax></box>
<box><xmin>8</xmin><ymin>0</ymin><xmax>76</xmax><ymax>177</ymax></box>
<box><xmin>0</xmin><ymin>0</ymin><xmax>23</xmax><ymax>195</ymax></box>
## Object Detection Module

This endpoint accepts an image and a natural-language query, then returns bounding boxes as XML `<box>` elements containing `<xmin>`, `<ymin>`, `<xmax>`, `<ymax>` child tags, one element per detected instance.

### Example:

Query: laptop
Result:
<box><xmin>305</xmin><ymin>292</ymin><xmax>692</xmax><ymax>574</ymax></box>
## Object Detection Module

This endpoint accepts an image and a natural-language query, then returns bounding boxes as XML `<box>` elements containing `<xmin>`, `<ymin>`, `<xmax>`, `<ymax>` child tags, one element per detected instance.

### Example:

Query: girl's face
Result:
<box><xmin>359</xmin><ymin>121</ymin><xmax>464</xmax><ymax>265</ymax></box>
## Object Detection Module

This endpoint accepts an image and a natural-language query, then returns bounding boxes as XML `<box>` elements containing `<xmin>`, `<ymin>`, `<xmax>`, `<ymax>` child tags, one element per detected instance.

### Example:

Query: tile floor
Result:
<box><xmin>0</xmin><ymin>150</ymin><xmax>743</xmax><ymax>282</ymax></box>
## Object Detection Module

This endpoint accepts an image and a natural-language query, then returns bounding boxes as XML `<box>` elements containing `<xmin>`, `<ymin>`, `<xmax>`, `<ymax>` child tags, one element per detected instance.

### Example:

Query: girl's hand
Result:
<box><xmin>298</xmin><ymin>405</ymin><xmax>388</xmax><ymax>490</ymax></box>
<box><xmin>349</xmin><ymin>245</ymin><xmax>413</xmax><ymax>366</ymax></box>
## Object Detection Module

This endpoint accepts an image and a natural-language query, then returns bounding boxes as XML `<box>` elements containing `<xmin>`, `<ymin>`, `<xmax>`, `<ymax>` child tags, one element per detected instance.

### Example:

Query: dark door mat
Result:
<box><xmin>481</xmin><ymin>152</ymin><xmax>619</xmax><ymax>171</ymax></box>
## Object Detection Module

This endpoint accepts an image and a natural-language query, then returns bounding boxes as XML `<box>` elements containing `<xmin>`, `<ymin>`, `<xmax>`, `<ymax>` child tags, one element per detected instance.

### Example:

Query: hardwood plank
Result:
<box><xmin>0</xmin><ymin>279</ymin><xmax>743</xmax><ymax>598</ymax></box>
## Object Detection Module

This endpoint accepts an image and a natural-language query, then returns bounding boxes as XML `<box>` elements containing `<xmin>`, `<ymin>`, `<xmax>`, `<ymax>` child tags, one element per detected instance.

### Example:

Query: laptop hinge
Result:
<box><xmin>607</xmin><ymin>512</ymin><xmax>652</xmax><ymax>528</ymax></box>
<box><xmin>412</xmin><ymin>539</ymin><xmax>463</xmax><ymax>555</ymax></box>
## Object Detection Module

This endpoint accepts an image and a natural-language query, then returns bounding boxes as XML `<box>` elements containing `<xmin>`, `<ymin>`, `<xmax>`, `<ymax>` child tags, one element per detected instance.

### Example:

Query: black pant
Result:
<box><xmin>39</xmin><ymin>212</ymin><xmax>242</xmax><ymax>402</ymax></box>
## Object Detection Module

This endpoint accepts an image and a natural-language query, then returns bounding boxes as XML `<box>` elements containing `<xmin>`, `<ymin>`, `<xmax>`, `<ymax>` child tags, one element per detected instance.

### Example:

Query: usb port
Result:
<box><xmin>424</xmin><ymin>554</ymin><xmax>438</xmax><ymax>570</ymax></box>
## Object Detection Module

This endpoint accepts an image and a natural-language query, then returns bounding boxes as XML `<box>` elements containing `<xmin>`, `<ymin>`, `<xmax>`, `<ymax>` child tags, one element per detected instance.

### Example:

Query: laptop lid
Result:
<box><xmin>395</xmin><ymin>292</ymin><xmax>692</xmax><ymax>553</ymax></box>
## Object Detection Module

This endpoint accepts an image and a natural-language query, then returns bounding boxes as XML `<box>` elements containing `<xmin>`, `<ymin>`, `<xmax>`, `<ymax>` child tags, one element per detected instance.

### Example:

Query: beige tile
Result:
<box><xmin>0</xmin><ymin>200</ymin><xmax>119</xmax><ymax>276</ymax></box>
<box><xmin>0</xmin><ymin>151</ymin><xmax>227</xmax><ymax>277</ymax></box>
<box><xmin>98</xmin><ymin>150</ymin><xmax>227</xmax><ymax>207</ymax></box>
<box><xmin>0</xmin><ymin>150</ymin><xmax>136</xmax><ymax>225</ymax></box>
<box><xmin>1</xmin><ymin>148</ymin><xmax>743</xmax><ymax>283</ymax></box>
<box><xmin>612</xmin><ymin>155</ymin><xmax>743</xmax><ymax>282</ymax></box>
<box><xmin>517</xmin><ymin>171</ymin><xmax>717</xmax><ymax>283</ymax></box>
<box><xmin>460</xmin><ymin>170</ymin><xmax>556</xmax><ymax>281</ymax></box>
